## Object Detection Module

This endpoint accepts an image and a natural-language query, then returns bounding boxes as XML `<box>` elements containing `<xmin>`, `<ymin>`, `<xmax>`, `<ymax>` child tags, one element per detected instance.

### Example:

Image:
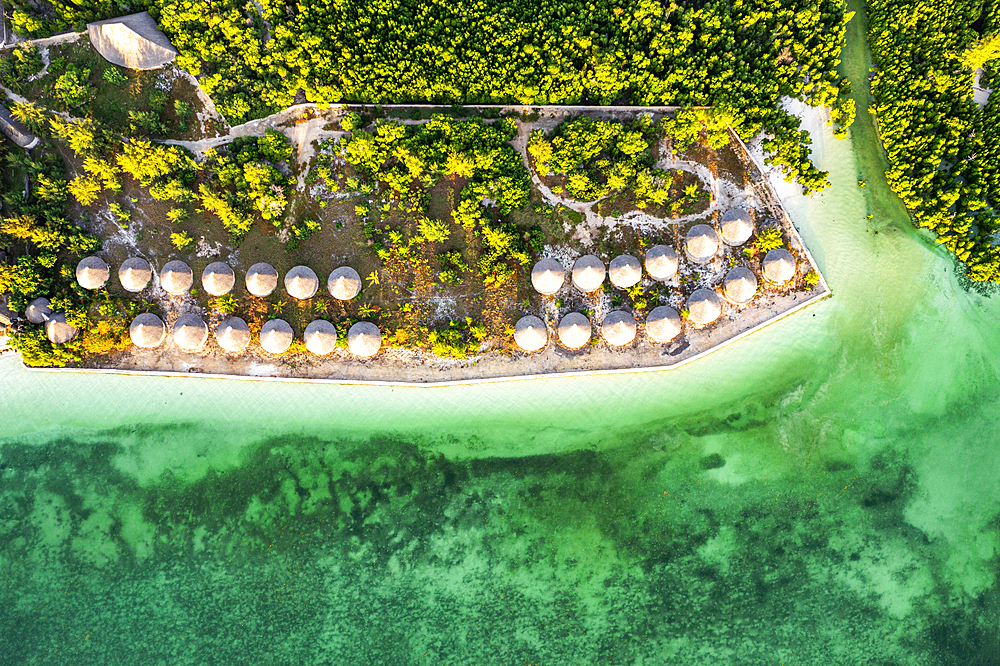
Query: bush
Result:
<box><xmin>102</xmin><ymin>67</ymin><xmax>127</xmax><ymax>86</ymax></box>
<box><xmin>171</xmin><ymin>231</ymin><xmax>194</xmax><ymax>249</ymax></box>
<box><xmin>753</xmin><ymin>228</ymin><xmax>784</xmax><ymax>253</ymax></box>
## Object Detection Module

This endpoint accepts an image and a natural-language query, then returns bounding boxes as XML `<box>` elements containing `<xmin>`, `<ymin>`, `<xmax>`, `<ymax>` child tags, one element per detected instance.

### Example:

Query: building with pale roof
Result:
<box><xmin>347</xmin><ymin>322</ymin><xmax>381</xmax><ymax>357</ymax></box>
<box><xmin>685</xmin><ymin>224</ymin><xmax>720</xmax><ymax>263</ymax></box>
<box><xmin>172</xmin><ymin>314</ymin><xmax>208</xmax><ymax>350</ymax></box>
<box><xmin>202</xmin><ymin>262</ymin><xmax>235</xmax><ymax>296</ymax></box>
<box><xmin>724</xmin><ymin>267</ymin><xmax>757</xmax><ymax>303</ymax></box>
<box><xmin>129</xmin><ymin>313</ymin><xmax>166</xmax><ymax>348</ymax></box>
<box><xmin>160</xmin><ymin>260</ymin><xmax>193</xmax><ymax>296</ymax></box>
<box><xmin>26</xmin><ymin>297</ymin><xmax>51</xmax><ymax>324</ymax></box>
<box><xmin>763</xmin><ymin>248</ymin><xmax>796</xmax><ymax>283</ymax></box>
<box><xmin>601</xmin><ymin>311</ymin><xmax>636</xmax><ymax>346</ymax></box>
<box><xmin>259</xmin><ymin>319</ymin><xmax>293</xmax><ymax>354</ymax></box>
<box><xmin>76</xmin><ymin>256</ymin><xmax>109</xmax><ymax>290</ymax></box>
<box><xmin>608</xmin><ymin>255</ymin><xmax>642</xmax><ymax>289</ymax></box>
<box><xmin>246</xmin><ymin>263</ymin><xmax>278</xmax><ymax>297</ymax></box>
<box><xmin>45</xmin><ymin>313</ymin><xmax>77</xmax><ymax>344</ymax></box>
<box><xmin>557</xmin><ymin>312</ymin><xmax>591</xmax><ymax>349</ymax></box>
<box><xmin>514</xmin><ymin>315</ymin><xmax>547</xmax><ymax>352</ymax></box>
<box><xmin>327</xmin><ymin>267</ymin><xmax>362</xmax><ymax>300</ymax></box>
<box><xmin>646</xmin><ymin>306</ymin><xmax>681</xmax><ymax>342</ymax></box>
<box><xmin>645</xmin><ymin>245</ymin><xmax>678</xmax><ymax>281</ymax></box>
<box><xmin>687</xmin><ymin>288</ymin><xmax>723</xmax><ymax>325</ymax></box>
<box><xmin>87</xmin><ymin>12</ymin><xmax>178</xmax><ymax>70</ymax></box>
<box><xmin>285</xmin><ymin>266</ymin><xmax>319</xmax><ymax>300</ymax></box>
<box><xmin>572</xmin><ymin>255</ymin><xmax>605</xmax><ymax>292</ymax></box>
<box><xmin>119</xmin><ymin>257</ymin><xmax>151</xmax><ymax>292</ymax></box>
<box><xmin>720</xmin><ymin>208</ymin><xmax>754</xmax><ymax>246</ymax></box>
<box><xmin>304</xmin><ymin>319</ymin><xmax>337</xmax><ymax>355</ymax></box>
<box><xmin>216</xmin><ymin>316</ymin><xmax>250</xmax><ymax>352</ymax></box>
<box><xmin>531</xmin><ymin>258</ymin><xmax>565</xmax><ymax>295</ymax></box>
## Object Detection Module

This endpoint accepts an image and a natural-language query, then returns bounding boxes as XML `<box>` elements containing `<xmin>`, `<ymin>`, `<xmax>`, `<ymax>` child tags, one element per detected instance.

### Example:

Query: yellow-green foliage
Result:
<box><xmin>67</xmin><ymin>175</ymin><xmax>101</xmax><ymax>206</ymax></box>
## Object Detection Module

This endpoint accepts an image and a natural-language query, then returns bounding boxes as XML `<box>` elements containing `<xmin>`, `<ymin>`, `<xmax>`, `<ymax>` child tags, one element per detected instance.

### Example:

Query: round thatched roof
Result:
<box><xmin>119</xmin><ymin>257</ymin><xmax>151</xmax><ymax>292</ymax></box>
<box><xmin>687</xmin><ymin>288</ymin><xmax>723</xmax><ymax>325</ymax></box>
<box><xmin>724</xmin><ymin>267</ymin><xmax>758</xmax><ymax>303</ymax></box>
<box><xmin>686</xmin><ymin>224</ymin><xmax>720</xmax><ymax>263</ymax></box>
<box><xmin>557</xmin><ymin>312</ymin><xmax>591</xmax><ymax>349</ymax></box>
<box><xmin>763</xmin><ymin>248</ymin><xmax>796</xmax><ymax>283</ymax></box>
<box><xmin>572</xmin><ymin>255</ymin><xmax>606</xmax><ymax>292</ymax></box>
<box><xmin>609</xmin><ymin>255</ymin><xmax>642</xmax><ymax>289</ymax></box>
<box><xmin>531</xmin><ymin>258</ymin><xmax>565</xmax><ymax>295</ymax></box>
<box><xmin>215</xmin><ymin>316</ymin><xmax>250</xmax><ymax>352</ymax></box>
<box><xmin>76</xmin><ymin>256</ymin><xmax>109</xmax><ymax>290</ymax></box>
<box><xmin>246</xmin><ymin>262</ymin><xmax>278</xmax><ymax>297</ymax></box>
<box><xmin>327</xmin><ymin>266</ymin><xmax>362</xmax><ymax>300</ymax></box>
<box><xmin>172</xmin><ymin>314</ymin><xmax>208</xmax><ymax>350</ymax></box>
<box><xmin>348</xmin><ymin>321</ymin><xmax>381</xmax><ymax>357</ymax></box>
<box><xmin>285</xmin><ymin>265</ymin><xmax>319</xmax><ymax>300</ymax></box>
<box><xmin>514</xmin><ymin>315</ymin><xmax>547</xmax><ymax>352</ymax></box>
<box><xmin>86</xmin><ymin>11</ymin><xmax>178</xmax><ymax>70</ymax></box>
<box><xmin>26</xmin><ymin>297</ymin><xmax>51</xmax><ymax>324</ymax></box>
<box><xmin>721</xmin><ymin>208</ymin><xmax>754</xmax><ymax>246</ymax></box>
<box><xmin>202</xmin><ymin>262</ymin><xmax>235</xmax><ymax>296</ymax></box>
<box><xmin>160</xmin><ymin>260</ymin><xmax>193</xmax><ymax>296</ymax></box>
<box><xmin>646</xmin><ymin>306</ymin><xmax>682</xmax><ymax>343</ymax></box>
<box><xmin>45</xmin><ymin>313</ymin><xmax>77</xmax><ymax>344</ymax></box>
<box><xmin>304</xmin><ymin>319</ymin><xmax>337</xmax><ymax>355</ymax></box>
<box><xmin>129</xmin><ymin>313</ymin><xmax>166</xmax><ymax>348</ymax></box>
<box><xmin>259</xmin><ymin>319</ymin><xmax>293</xmax><ymax>354</ymax></box>
<box><xmin>602</xmin><ymin>311</ymin><xmax>637</xmax><ymax>346</ymax></box>
<box><xmin>645</xmin><ymin>245</ymin><xmax>679</xmax><ymax>281</ymax></box>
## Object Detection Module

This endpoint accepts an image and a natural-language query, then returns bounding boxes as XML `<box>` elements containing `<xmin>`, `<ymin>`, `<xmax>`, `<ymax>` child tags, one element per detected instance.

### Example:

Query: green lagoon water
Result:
<box><xmin>3</xmin><ymin>16</ymin><xmax>1000</xmax><ymax>663</ymax></box>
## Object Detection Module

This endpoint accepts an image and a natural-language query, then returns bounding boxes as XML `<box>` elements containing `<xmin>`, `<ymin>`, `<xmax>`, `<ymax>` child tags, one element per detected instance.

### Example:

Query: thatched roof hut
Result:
<box><xmin>129</xmin><ymin>313</ymin><xmax>166</xmax><ymax>348</ymax></box>
<box><xmin>304</xmin><ymin>319</ymin><xmax>338</xmax><ymax>355</ymax></box>
<box><xmin>119</xmin><ymin>257</ymin><xmax>151</xmax><ymax>292</ymax></box>
<box><xmin>0</xmin><ymin>106</ymin><xmax>39</xmax><ymax>149</ymax></box>
<box><xmin>246</xmin><ymin>262</ymin><xmax>278</xmax><ymax>297</ymax></box>
<box><xmin>763</xmin><ymin>248</ymin><xmax>796</xmax><ymax>283</ymax></box>
<box><xmin>646</xmin><ymin>306</ymin><xmax>682</xmax><ymax>343</ymax></box>
<box><xmin>87</xmin><ymin>12</ymin><xmax>178</xmax><ymax>70</ymax></box>
<box><xmin>285</xmin><ymin>265</ymin><xmax>319</xmax><ymax>300</ymax></box>
<box><xmin>348</xmin><ymin>321</ymin><xmax>381</xmax><ymax>357</ymax></box>
<box><xmin>687</xmin><ymin>288</ymin><xmax>723</xmax><ymax>325</ymax></box>
<box><xmin>26</xmin><ymin>297</ymin><xmax>51</xmax><ymax>324</ymax></box>
<box><xmin>557</xmin><ymin>312</ymin><xmax>591</xmax><ymax>349</ymax></box>
<box><xmin>572</xmin><ymin>255</ymin><xmax>606</xmax><ymax>292</ymax></box>
<box><xmin>601</xmin><ymin>311</ymin><xmax>637</xmax><ymax>346</ymax></box>
<box><xmin>327</xmin><ymin>266</ymin><xmax>362</xmax><ymax>300</ymax></box>
<box><xmin>721</xmin><ymin>208</ymin><xmax>754</xmax><ymax>246</ymax></box>
<box><xmin>609</xmin><ymin>255</ymin><xmax>642</xmax><ymax>289</ymax></box>
<box><xmin>215</xmin><ymin>316</ymin><xmax>250</xmax><ymax>352</ymax></box>
<box><xmin>76</xmin><ymin>256</ymin><xmax>109</xmax><ymax>290</ymax></box>
<box><xmin>202</xmin><ymin>262</ymin><xmax>235</xmax><ymax>296</ymax></box>
<box><xmin>259</xmin><ymin>319</ymin><xmax>293</xmax><ymax>354</ymax></box>
<box><xmin>45</xmin><ymin>313</ymin><xmax>77</xmax><ymax>344</ymax></box>
<box><xmin>531</xmin><ymin>258</ymin><xmax>565</xmax><ymax>295</ymax></box>
<box><xmin>160</xmin><ymin>260</ymin><xmax>193</xmax><ymax>296</ymax></box>
<box><xmin>514</xmin><ymin>315</ymin><xmax>547</xmax><ymax>352</ymax></box>
<box><xmin>685</xmin><ymin>224</ymin><xmax>720</xmax><ymax>263</ymax></box>
<box><xmin>724</xmin><ymin>267</ymin><xmax>757</xmax><ymax>303</ymax></box>
<box><xmin>172</xmin><ymin>314</ymin><xmax>208</xmax><ymax>350</ymax></box>
<box><xmin>645</xmin><ymin>245</ymin><xmax>679</xmax><ymax>281</ymax></box>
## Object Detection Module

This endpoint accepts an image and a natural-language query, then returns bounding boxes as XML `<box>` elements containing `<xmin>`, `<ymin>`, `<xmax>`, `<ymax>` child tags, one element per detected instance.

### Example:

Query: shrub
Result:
<box><xmin>171</xmin><ymin>231</ymin><xmax>194</xmax><ymax>249</ymax></box>
<box><xmin>102</xmin><ymin>67</ymin><xmax>127</xmax><ymax>85</ymax></box>
<box><xmin>753</xmin><ymin>228</ymin><xmax>784</xmax><ymax>253</ymax></box>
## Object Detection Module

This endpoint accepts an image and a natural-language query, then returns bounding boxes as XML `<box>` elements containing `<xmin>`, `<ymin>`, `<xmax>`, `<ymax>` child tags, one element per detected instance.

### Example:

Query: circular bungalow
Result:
<box><xmin>572</xmin><ymin>255</ymin><xmax>606</xmax><ymax>293</ymax></box>
<box><xmin>609</xmin><ymin>255</ymin><xmax>642</xmax><ymax>289</ymax></box>
<box><xmin>215</xmin><ymin>316</ymin><xmax>250</xmax><ymax>353</ymax></box>
<box><xmin>646</xmin><ymin>306</ymin><xmax>682</xmax><ymax>343</ymax></box>
<box><xmin>602</xmin><ymin>311</ymin><xmax>636</xmax><ymax>346</ymax></box>
<box><xmin>172</xmin><ymin>314</ymin><xmax>208</xmax><ymax>350</ymax></box>
<box><xmin>720</xmin><ymin>208</ymin><xmax>754</xmax><ymax>246</ymax></box>
<box><xmin>76</xmin><ymin>256</ymin><xmax>109</xmax><ymax>290</ymax></box>
<box><xmin>514</xmin><ymin>315</ymin><xmax>547</xmax><ymax>352</ymax></box>
<box><xmin>26</xmin><ymin>297</ymin><xmax>51</xmax><ymax>324</ymax></box>
<box><xmin>687</xmin><ymin>288</ymin><xmax>723</xmax><ymax>325</ymax></box>
<box><xmin>763</xmin><ymin>248</ymin><xmax>796</xmax><ymax>283</ymax></box>
<box><xmin>202</xmin><ymin>262</ymin><xmax>235</xmax><ymax>296</ymax></box>
<box><xmin>327</xmin><ymin>266</ymin><xmax>362</xmax><ymax>300</ymax></box>
<box><xmin>685</xmin><ymin>224</ymin><xmax>720</xmax><ymax>263</ymax></box>
<box><xmin>530</xmin><ymin>258</ymin><xmax>565</xmax><ymax>295</ymax></box>
<box><xmin>285</xmin><ymin>266</ymin><xmax>319</xmax><ymax>300</ymax></box>
<box><xmin>246</xmin><ymin>262</ymin><xmax>278</xmax><ymax>297</ymax></box>
<box><xmin>645</xmin><ymin>245</ymin><xmax>679</xmax><ymax>281</ymax></box>
<box><xmin>259</xmin><ymin>319</ymin><xmax>293</xmax><ymax>355</ymax></box>
<box><xmin>557</xmin><ymin>312</ymin><xmax>591</xmax><ymax>349</ymax></box>
<box><xmin>119</xmin><ymin>257</ymin><xmax>152</xmax><ymax>292</ymax></box>
<box><xmin>304</xmin><ymin>319</ymin><xmax>337</xmax><ymax>355</ymax></box>
<box><xmin>45</xmin><ymin>313</ymin><xmax>78</xmax><ymax>344</ymax></box>
<box><xmin>724</xmin><ymin>267</ymin><xmax>758</xmax><ymax>304</ymax></box>
<box><xmin>129</xmin><ymin>313</ymin><xmax>166</xmax><ymax>348</ymax></box>
<box><xmin>160</xmin><ymin>260</ymin><xmax>193</xmax><ymax>296</ymax></box>
<box><xmin>347</xmin><ymin>321</ymin><xmax>381</xmax><ymax>357</ymax></box>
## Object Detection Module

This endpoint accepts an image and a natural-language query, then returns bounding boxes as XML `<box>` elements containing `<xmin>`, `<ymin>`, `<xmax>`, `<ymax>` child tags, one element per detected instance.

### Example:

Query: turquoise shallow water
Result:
<box><xmin>3</xmin><ymin>24</ymin><xmax>1000</xmax><ymax>664</ymax></box>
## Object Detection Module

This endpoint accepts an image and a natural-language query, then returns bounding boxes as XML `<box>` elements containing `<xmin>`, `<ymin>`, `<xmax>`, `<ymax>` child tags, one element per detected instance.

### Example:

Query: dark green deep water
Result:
<box><xmin>2</xmin><ymin>13</ymin><xmax>1000</xmax><ymax>664</ymax></box>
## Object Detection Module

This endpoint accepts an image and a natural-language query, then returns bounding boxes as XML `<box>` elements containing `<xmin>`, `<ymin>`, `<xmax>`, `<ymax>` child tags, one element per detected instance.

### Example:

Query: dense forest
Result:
<box><xmin>7</xmin><ymin>0</ymin><xmax>853</xmax><ymax>192</ymax></box>
<box><xmin>868</xmin><ymin>0</ymin><xmax>1000</xmax><ymax>282</ymax></box>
